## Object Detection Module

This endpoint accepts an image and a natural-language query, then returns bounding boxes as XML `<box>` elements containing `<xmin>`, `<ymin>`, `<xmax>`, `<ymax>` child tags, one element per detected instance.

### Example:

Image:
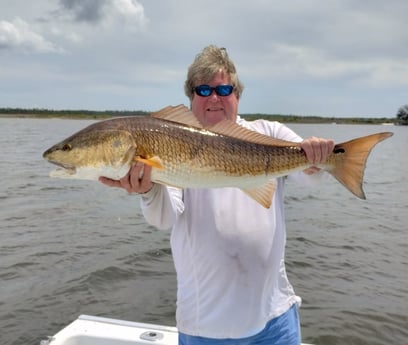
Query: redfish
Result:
<box><xmin>43</xmin><ymin>105</ymin><xmax>393</xmax><ymax>208</ymax></box>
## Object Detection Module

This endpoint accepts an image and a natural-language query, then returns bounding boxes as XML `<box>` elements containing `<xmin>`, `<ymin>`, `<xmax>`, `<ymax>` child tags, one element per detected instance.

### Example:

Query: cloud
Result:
<box><xmin>56</xmin><ymin>0</ymin><xmax>148</xmax><ymax>32</ymax></box>
<box><xmin>0</xmin><ymin>17</ymin><xmax>62</xmax><ymax>53</ymax></box>
<box><xmin>58</xmin><ymin>0</ymin><xmax>108</xmax><ymax>22</ymax></box>
<box><xmin>1</xmin><ymin>0</ymin><xmax>406</xmax><ymax>116</ymax></box>
<box><xmin>110</xmin><ymin>0</ymin><xmax>148</xmax><ymax>32</ymax></box>
<box><xmin>244</xmin><ymin>43</ymin><xmax>408</xmax><ymax>88</ymax></box>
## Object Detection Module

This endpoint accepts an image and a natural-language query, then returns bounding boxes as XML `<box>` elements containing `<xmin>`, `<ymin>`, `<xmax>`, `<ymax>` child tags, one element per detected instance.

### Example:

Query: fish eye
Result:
<box><xmin>61</xmin><ymin>143</ymin><xmax>72</xmax><ymax>151</ymax></box>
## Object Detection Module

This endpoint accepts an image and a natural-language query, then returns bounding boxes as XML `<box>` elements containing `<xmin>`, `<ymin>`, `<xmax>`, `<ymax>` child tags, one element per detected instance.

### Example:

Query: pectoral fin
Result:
<box><xmin>135</xmin><ymin>156</ymin><xmax>165</xmax><ymax>170</ymax></box>
<box><xmin>241</xmin><ymin>179</ymin><xmax>277</xmax><ymax>209</ymax></box>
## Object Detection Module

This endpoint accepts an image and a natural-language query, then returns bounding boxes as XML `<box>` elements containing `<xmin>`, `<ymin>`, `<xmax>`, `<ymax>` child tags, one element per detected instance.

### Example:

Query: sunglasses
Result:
<box><xmin>193</xmin><ymin>84</ymin><xmax>234</xmax><ymax>97</ymax></box>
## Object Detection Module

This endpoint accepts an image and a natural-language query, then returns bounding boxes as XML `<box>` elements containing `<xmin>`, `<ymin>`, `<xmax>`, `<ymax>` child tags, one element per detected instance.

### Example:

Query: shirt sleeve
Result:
<box><xmin>140</xmin><ymin>184</ymin><xmax>184</xmax><ymax>230</ymax></box>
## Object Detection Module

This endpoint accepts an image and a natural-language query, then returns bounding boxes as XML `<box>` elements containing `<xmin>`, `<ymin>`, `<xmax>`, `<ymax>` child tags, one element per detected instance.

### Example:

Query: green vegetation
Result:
<box><xmin>240</xmin><ymin>103</ymin><xmax>408</xmax><ymax>125</ymax></box>
<box><xmin>396</xmin><ymin>105</ymin><xmax>408</xmax><ymax>125</ymax></box>
<box><xmin>240</xmin><ymin>113</ymin><xmax>395</xmax><ymax>124</ymax></box>
<box><xmin>0</xmin><ymin>107</ymin><xmax>400</xmax><ymax>124</ymax></box>
<box><xmin>0</xmin><ymin>108</ymin><xmax>149</xmax><ymax>119</ymax></box>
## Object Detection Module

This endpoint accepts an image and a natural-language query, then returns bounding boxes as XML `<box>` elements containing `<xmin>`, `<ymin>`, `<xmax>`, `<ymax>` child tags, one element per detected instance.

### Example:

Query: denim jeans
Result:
<box><xmin>178</xmin><ymin>304</ymin><xmax>301</xmax><ymax>345</ymax></box>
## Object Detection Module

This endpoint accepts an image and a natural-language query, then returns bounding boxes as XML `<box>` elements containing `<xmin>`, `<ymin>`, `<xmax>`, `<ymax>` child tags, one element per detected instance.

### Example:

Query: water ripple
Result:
<box><xmin>0</xmin><ymin>120</ymin><xmax>406</xmax><ymax>345</ymax></box>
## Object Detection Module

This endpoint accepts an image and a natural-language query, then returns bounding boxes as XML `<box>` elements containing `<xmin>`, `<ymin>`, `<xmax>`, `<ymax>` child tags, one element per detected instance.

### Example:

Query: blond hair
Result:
<box><xmin>184</xmin><ymin>45</ymin><xmax>244</xmax><ymax>100</ymax></box>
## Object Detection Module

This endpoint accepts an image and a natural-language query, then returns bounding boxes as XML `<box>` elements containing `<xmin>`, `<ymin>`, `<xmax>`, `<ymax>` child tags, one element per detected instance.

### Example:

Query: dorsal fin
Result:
<box><xmin>151</xmin><ymin>104</ymin><xmax>300</xmax><ymax>148</ymax></box>
<box><xmin>207</xmin><ymin>119</ymin><xmax>301</xmax><ymax>147</ymax></box>
<box><xmin>151</xmin><ymin>105</ymin><xmax>203</xmax><ymax>129</ymax></box>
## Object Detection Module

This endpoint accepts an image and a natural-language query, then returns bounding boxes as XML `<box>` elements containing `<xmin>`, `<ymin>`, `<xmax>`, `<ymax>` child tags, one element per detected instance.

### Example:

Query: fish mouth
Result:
<box><xmin>46</xmin><ymin>159</ymin><xmax>77</xmax><ymax>176</ymax></box>
<box><xmin>46</xmin><ymin>158</ymin><xmax>75</xmax><ymax>170</ymax></box>
<box><xmin>49</xmin><ymin>165</ymin><xmax>77</xmax><ymax>178</ymax></box>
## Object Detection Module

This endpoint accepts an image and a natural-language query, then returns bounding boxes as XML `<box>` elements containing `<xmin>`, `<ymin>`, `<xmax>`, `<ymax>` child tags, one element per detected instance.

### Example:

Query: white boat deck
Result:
<box><xmin>41</xmin><ymin>315</ymin><xmax>178</xmax><ymax>345</ymax></box>
<box><xmin>41</xmin><ymin>314</ymin><xmax>313</xmax><ymax>345</ymax></box>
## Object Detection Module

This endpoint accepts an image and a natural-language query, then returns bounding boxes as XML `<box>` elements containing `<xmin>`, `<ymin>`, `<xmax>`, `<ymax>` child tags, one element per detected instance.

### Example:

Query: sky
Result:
<box><xmin>0</xmin><ymin>0</ymin><xmax>407</xmax><ymax>117</ymax></box>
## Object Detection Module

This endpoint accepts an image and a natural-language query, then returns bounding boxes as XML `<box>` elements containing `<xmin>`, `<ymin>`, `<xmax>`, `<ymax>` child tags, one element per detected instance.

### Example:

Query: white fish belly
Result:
<box><xmin>49</xmin><ymin>164</ymin><xmax>131</xmax><ymax>181</ymax></box>
<box><xmin>151</xmin><ymin>166</ymin><xmax>270</xmax><ymax>189</ymax></box>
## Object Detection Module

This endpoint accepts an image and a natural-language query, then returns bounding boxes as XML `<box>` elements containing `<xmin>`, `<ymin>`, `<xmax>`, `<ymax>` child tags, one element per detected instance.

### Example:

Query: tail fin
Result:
<box><xmin>329</xmin><ymin>132</ymin><xmax>393</xmax><ymax>199</ymax></box>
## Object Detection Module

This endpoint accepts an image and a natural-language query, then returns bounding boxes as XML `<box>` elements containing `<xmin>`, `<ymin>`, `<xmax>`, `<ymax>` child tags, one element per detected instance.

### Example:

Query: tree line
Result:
<box><xmin>0</xmin><ymin>108</ymin><xmax>149</xmax><ymax>119</ymax></box>
<box><xmin>1</xmin><ymin>106</ymin><xmax>407</xmax><ymax>124</ymax></box>
<box><xmin>396</xmin><ymin>105</ymin><xmax>408</xmax><ymax>125</ymax></box>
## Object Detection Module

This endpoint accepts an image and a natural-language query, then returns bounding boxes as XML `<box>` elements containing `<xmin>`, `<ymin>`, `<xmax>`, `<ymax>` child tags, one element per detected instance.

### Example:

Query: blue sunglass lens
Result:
<box><xmin>196</xmin><ymin>85</ymin><xmax>212</xmax><ymax>96</ymax></box>
<box><xmin>194</xmin><ymin>85</ymin><xmax>233</xmax><ymax>97</ymax></box>
<box><xmin>216</xmin><ymin>85</ymin><xmax>233</xmax><ymax>96</ymax></box>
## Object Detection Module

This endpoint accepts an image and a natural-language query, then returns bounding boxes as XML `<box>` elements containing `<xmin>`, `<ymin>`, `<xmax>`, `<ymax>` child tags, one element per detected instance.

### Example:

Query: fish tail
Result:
<box><xmin>328</xmin><ymin>132</ymin><xmax>393</xmax><ymax>199</ymax></box>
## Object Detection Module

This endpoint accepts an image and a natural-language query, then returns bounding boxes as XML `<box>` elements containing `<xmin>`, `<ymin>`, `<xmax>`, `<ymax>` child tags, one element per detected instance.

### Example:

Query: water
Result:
<box><xmin>0</xmin><ymin>118</ymin><xmax>407</xmax><ymax>345</ymax></box>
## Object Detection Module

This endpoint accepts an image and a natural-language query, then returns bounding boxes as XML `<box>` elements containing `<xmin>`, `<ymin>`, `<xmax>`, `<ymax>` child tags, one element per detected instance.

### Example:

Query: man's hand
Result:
<box><xmin>301</xmin><ymin>137</ymin><xmax>335</xmax><ymax>175</ymax></box>
<box><xmin>99</xmin><ymin>163</ymin><xmax>154</xmax><ymax>193</ymax></box>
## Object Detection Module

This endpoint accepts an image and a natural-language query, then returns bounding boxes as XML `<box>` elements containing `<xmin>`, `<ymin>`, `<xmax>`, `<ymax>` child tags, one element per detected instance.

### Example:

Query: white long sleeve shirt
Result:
<box><xmin>141</xmin><ymin>118</ymin><xmax>323</xmax><ymax>338</ymax></box>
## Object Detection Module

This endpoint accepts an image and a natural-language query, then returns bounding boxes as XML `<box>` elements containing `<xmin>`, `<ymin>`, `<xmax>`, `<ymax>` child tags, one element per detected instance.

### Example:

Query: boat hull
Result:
<box><xmin>41</xmin><ymin>314</ymin><xmax>314</xmax><ymax>345</ymax></box>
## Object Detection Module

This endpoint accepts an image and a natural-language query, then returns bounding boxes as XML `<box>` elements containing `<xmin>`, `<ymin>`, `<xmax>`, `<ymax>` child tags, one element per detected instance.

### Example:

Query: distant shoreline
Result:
<box><xmin>0</xmin><ymin>110</ymin><xmax>399</xmax><ymax>125</ymax></box>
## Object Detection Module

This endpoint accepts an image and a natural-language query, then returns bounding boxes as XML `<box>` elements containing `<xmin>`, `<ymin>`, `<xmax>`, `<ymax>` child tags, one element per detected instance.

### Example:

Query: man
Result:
<box><xmin>101</xmin><ymin>45</ymin><xmax>334</xmax><ymax>345</ymax></box>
